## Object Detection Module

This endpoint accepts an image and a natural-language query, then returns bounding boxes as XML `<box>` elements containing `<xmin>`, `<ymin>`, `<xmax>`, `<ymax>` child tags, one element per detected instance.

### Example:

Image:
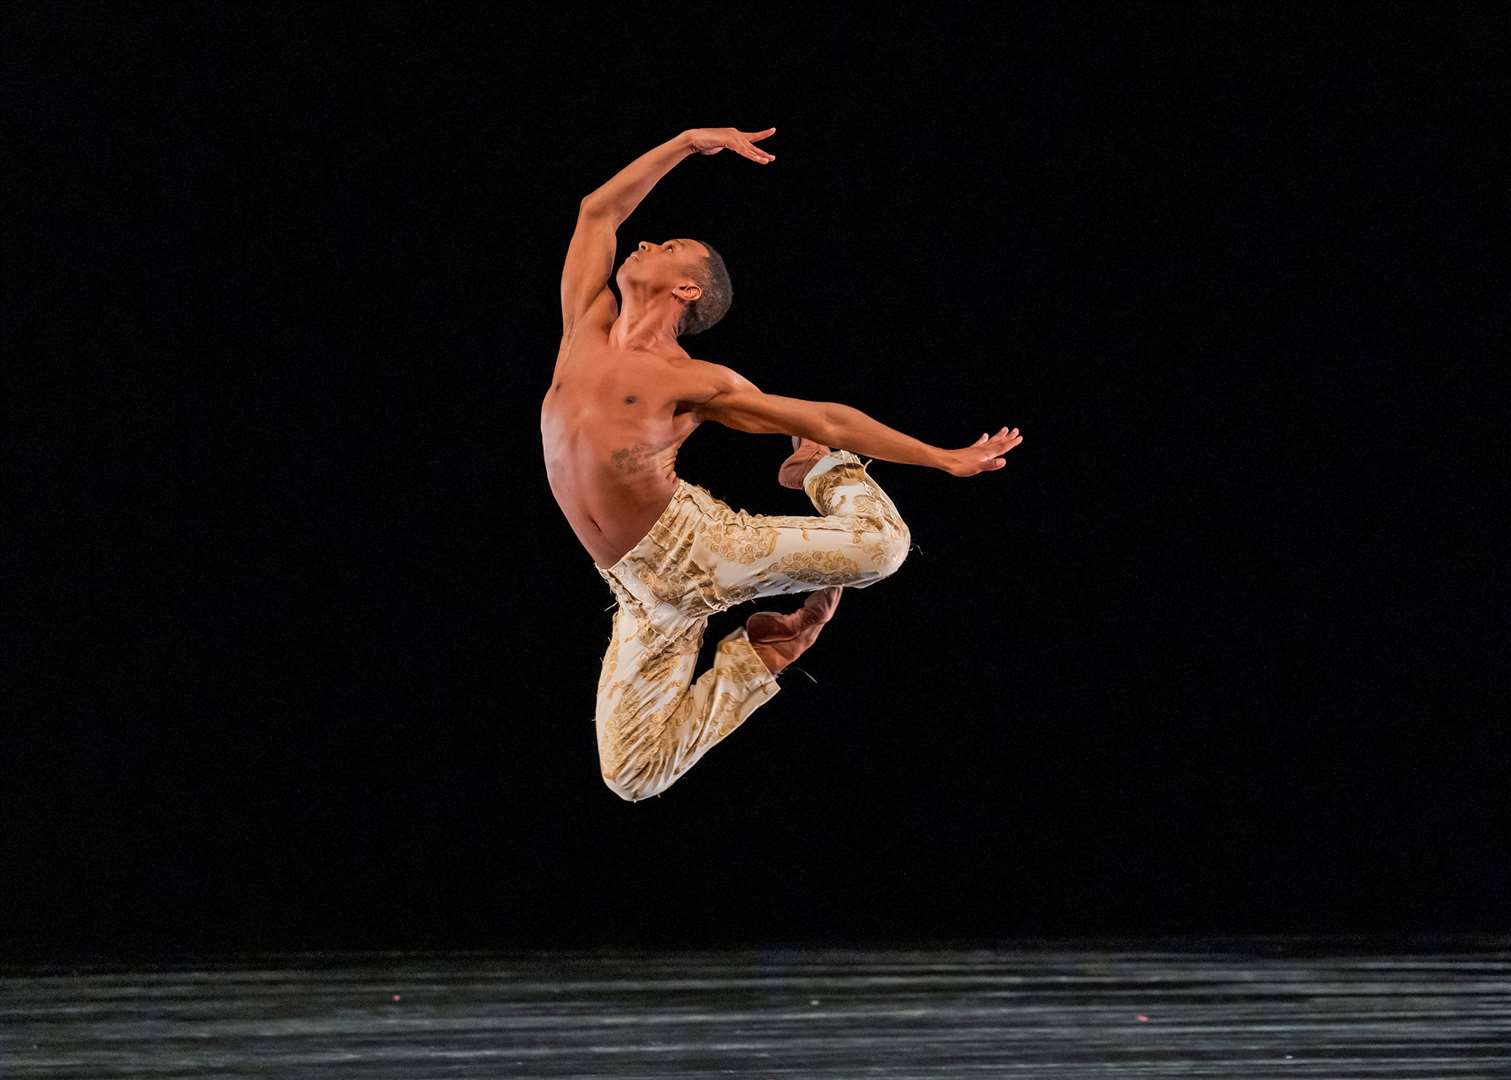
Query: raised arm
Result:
<box><xmin>560</xmin><ymin>127</ymin><xmax>777</xmax><ymax>334</ymax></box>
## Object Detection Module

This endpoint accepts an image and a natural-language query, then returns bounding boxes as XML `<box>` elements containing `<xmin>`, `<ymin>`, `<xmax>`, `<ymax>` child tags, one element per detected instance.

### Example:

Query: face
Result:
<box><xmin>616</xmin><ymin>238</ymin><xmax>708</xmax><ymax>301</ymax></box>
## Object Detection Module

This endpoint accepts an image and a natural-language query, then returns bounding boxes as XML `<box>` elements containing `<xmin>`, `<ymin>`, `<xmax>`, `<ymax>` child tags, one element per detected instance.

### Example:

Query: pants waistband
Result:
<box><xmin>594</xmin><ymin>478</ymin><xmax>702</xmax><ymax>589</ymax></box>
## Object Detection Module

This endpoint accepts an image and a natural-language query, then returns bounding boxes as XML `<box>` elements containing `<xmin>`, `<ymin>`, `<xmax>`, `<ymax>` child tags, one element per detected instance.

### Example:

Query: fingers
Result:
<box><xmin>731</xmin><ymin>127</ymin><xmax>775</xmax><ymax>162</ymax></box>
<box><xmin>980</xmin><ymin>427</ymin><xmax>1023</xmax><ymax>474</ymax></box>
<box><xmin>960</xmin><ymin>426</ymin><xmax>1023</xmax><ymax>474</ymax></box>
<box><xmin>737</xmin><ymin>138</ymin><xmax>774</xmax><ymax>163</ymax></box>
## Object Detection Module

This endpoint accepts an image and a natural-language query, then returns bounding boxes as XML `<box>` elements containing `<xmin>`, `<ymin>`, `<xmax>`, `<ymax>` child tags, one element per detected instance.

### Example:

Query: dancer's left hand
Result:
<box><xmin>686</xmin><ymin>127</ymin><xmax>777</xmax><ymax>163</ymax></box>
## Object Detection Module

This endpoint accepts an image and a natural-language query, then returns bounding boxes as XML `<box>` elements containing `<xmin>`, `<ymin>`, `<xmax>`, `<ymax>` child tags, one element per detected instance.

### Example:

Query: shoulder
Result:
<box><xmin>670</xmin><ymin>356</ymin><xmax>762</xmax><ymax>400</ymax></box>
<box><xmin>665</xmin><ymin>357</ymin><xmax>765</xmax><ymax>423</ymax></box>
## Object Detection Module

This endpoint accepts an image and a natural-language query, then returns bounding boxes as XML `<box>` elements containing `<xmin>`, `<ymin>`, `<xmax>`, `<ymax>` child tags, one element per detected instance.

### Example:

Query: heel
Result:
<box><xmin>747</xmin><ymin>611</ymin><xmax>798</xmax><ymax>643</ymax></box>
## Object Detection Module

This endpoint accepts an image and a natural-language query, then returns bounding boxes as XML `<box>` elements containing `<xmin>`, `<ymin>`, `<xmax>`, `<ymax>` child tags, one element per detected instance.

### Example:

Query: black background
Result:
<box><xmin>5</xmin><ymin>4</ymin><xmax>1506</xmax><ymax>956</ymax></box>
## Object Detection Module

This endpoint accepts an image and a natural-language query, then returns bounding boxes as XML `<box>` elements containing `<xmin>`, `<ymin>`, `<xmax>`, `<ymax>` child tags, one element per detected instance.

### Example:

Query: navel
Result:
<box><xmin>624</xmin><ymin>395</ymin><xmax>637</xmax><ymax>404</ymax></box>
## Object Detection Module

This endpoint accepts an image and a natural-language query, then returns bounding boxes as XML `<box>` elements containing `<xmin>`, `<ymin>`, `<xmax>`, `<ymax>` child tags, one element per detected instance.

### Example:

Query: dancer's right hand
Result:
<box><xmin>939</xmin><ymin>427</ymin><xmax>1023</xmax><ymax>476</ymax></box>
<box><xmin>685</xmin><ymin>127</ymin><xmax>777</xmax><ymax>163</ymax></box>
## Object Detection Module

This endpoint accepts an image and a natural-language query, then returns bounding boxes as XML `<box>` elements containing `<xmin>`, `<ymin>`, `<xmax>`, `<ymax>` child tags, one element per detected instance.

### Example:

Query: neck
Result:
<box><xmin>609</xmin><ymin>294</ymin><xmax>684</xmax><ymax>352</ymax></box>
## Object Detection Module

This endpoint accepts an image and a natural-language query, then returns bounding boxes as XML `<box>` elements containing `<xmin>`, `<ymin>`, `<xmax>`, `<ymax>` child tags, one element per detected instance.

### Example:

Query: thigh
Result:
<box><xmin>692</xmin><ymin>507</ymin><xmax>897</xmax><ymax>610</ymax></box>
<box><xmin>596</xmin><ymin>602</ymin><xmax>706</xmax><ymax>730</ymax></box>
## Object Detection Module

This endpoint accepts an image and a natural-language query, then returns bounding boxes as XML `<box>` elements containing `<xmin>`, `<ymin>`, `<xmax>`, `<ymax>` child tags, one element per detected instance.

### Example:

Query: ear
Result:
<box><xmin>673</xmin><ymin>280</ymin><xmax>703</xmax><ymax>304</ymax></box>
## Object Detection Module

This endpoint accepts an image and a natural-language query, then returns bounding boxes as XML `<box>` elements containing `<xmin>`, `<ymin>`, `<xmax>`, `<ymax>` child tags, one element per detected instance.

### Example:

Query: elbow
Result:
<box><xmin>579</xmin><ymin>193</ymin><xmax>609</xmax><ymax>217</ymax></box>
<box><xmin>817</xmin><ymin>404</ymin><xmax>847</xmax><ymax>447</ymax></box>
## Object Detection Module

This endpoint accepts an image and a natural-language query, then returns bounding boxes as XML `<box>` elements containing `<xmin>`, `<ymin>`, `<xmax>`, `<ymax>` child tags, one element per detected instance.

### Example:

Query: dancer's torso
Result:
<box><xmin>541</xmin><ymin>309</ymin><xmax>707</xmax><ymax>569</ymax></box>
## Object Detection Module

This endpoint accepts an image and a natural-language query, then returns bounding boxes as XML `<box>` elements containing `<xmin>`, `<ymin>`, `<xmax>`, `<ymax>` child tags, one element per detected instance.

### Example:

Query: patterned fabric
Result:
<box><xmin>593</xmin><ymin>449</ymin><xmax>911</xmax><ymax>802</ymax></box>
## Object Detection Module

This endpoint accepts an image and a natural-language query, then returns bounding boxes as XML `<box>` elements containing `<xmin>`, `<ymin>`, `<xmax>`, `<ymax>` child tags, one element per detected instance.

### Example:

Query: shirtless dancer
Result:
<box><xmin>542</xmin><ymin>126</ymin><xmax>1024</xmax><ymax>801</ymax></box>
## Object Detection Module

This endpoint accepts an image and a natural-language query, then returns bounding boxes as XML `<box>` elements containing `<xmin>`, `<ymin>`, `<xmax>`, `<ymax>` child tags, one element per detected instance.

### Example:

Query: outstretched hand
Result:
<box><xmin>686</xmin><ymin>126</ymin><xmax>777</xmax><ymax>163</ymax></box>
<box><xmin>940</xmin><ymin>427</ymin><xmax>1024</xmax><ymax>477</ymax></box>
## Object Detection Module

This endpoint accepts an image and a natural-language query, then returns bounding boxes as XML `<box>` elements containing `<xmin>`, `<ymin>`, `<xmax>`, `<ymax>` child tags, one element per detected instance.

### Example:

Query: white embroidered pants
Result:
<box><xmin>593</xmin><ymin>449</ymin><xmax>910</xmax><ymax>802</ymax></box>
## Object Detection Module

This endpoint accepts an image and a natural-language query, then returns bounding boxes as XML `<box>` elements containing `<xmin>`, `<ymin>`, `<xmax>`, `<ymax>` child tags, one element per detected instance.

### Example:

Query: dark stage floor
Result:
<box><xmin>3</xmin><ymin>938</ymin><xmax>1508</xmax><ymax>1077</ymax></box>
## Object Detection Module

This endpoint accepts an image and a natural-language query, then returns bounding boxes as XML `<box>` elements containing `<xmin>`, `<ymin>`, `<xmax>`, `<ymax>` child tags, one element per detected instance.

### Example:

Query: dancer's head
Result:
<box><xmin>615</xmin><ymin>238</ymin><xmax>731</xmax><ymax>337</ymax></box>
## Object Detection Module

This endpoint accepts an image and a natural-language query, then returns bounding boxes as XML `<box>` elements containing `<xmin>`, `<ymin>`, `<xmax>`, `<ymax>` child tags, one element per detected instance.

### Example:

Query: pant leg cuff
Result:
<box><xmin>801</xmin><ymin>448</ymin><xmax>864</xmax><ymax>493</ymax></box>
<box><xmin>719</xmin><ymin>625</ymin><xmax>783</xmax><ymax>698</ymax></box>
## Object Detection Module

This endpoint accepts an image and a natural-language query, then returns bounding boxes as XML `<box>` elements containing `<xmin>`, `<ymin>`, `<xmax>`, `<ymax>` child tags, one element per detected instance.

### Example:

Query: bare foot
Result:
<box><xmin>746</xmin><ymin>586</ymin><xmax>843</xmax><ymax>675</ymax></box>
<box><xmin>779</xmin><ymin>435</ymin><xmax>832</xmax><ymax>489</ymax></box>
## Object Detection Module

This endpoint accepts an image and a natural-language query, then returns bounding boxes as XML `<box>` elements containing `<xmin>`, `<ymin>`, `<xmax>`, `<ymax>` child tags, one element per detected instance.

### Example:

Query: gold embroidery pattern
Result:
<box><xmin>701</xmin><ymin>515</ymin><xmax>781</xmax><ymax>564</ymax></box>
<box><xmin>636</xmin><ymin>564</ymin><xmax>689</xmax><ymax>607</ymax></box>
<box><xmin>764</xmin><ymin>548</ymin><xmax>865</xmax><ymax>585</ymax></box>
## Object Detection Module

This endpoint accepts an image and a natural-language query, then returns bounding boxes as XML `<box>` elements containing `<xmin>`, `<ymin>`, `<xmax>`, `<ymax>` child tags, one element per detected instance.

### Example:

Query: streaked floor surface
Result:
<box><xmin>3</xmin><ymin>937</ymin><xmax>1508</xmax><ymax>1077</ymax></box>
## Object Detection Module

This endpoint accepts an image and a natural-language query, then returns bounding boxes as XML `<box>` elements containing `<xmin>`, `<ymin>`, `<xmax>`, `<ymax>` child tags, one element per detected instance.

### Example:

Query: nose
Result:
<box><xmin>637</xmin><ymin>241</ymin><xmax>651</xmax><ymax>253</ymax></box>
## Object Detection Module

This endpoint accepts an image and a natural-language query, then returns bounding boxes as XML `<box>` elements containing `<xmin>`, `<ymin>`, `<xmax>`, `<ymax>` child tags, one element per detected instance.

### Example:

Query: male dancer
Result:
<box><xmin>542</xmin><ymin>126</ymin><xmax>1023</xmax><ymax>801</ymax></box>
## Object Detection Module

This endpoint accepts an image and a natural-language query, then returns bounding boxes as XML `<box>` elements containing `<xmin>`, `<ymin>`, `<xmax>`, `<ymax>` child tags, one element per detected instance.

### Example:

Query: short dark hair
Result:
<box><xmin>677</xmin><ymin>242</ymin><xmax>731</xmax><ymax>336</ymax></box>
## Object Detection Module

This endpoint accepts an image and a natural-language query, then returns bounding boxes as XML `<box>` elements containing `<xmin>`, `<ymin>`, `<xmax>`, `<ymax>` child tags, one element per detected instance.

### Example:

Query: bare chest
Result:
<box><xmin>540</xmin><ymin>338</ymin><xmax>704</xmax><ymax>566</ymax></box>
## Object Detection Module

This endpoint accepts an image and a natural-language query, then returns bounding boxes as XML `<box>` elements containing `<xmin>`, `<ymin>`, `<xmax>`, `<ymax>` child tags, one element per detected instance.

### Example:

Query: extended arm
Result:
<box><xmin>688</xmin><ymin>362</ymin><xmax>1023</xmax><ymax>476</ymax></box>
<box><xmin>687</xmin><ymin>363</ymin><xmax>942</xmax><ymax>468</ymax></box>
<box><xmin>829</xmin><ymin>405</ymin><xmax>1023</xmax><ymax>474</ymax></box>
<box><xmin>825</xmin><ymin>402</ymin><xmax>953</xmax><ymax>468</ymax></box>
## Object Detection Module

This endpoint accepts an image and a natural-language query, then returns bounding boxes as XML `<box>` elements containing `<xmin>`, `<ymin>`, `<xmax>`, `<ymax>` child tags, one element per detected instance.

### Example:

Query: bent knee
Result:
<box><xmin>873</xmin><ymin>521</ymin><xmax>911</xmax><ymax>579</ymax></box>
<box><xmin>846</xmin><ymin>525</ymin><xmax>909</xmax><ymax>587</ymax></box>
